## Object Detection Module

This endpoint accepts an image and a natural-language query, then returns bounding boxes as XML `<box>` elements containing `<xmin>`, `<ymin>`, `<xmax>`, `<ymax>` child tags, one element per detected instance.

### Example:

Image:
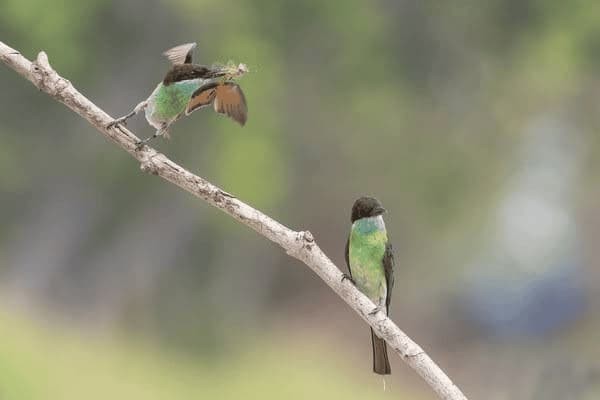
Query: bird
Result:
<box><xmin>344</xmin><ymin>196</ymin><xmax>395</xmax><ymax>375</ymax></box>
<box><xmin>106</xmin><ymin>42</ymin><xmax>248</xmax><ymax>147</ymax></box>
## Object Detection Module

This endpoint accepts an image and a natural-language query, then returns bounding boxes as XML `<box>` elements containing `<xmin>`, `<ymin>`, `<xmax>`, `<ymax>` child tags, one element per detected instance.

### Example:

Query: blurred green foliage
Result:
<box><xmin>1</xmin><ymin>1</ymin><xmax>600</xmax><ymax>398</ymax></box>
<box><xmin>0</xmin><ymin>309</ymin><xmax>418</xmax><ymax>400</ymax></box>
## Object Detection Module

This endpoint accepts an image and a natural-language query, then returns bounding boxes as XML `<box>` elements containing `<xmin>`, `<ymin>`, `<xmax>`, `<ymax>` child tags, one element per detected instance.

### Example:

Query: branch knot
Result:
<box><xmin>299</xmin><ymin>230</ymin><xmax>315</xmax><ymax>250</ymax></box>
<box><xmin>139</xmin><ymin>152</ymin><xmax>160</xmax><ymax>175</ymax></box>
<box><xmin>30</xmin><ymin>52</ymin><xmax>69</xmax><ymax>97</ymax></box>
<box><xmin>302</xmin><ymin>230</ymin><xmax>314</xmax><ymax>242</ymax></box>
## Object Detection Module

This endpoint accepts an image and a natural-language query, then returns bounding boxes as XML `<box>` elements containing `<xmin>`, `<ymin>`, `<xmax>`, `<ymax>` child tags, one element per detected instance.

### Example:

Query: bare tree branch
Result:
<box><xmin>0</xmin><ymin>40</ymin><xmax>468</xmax><ymax>400</ymax></box>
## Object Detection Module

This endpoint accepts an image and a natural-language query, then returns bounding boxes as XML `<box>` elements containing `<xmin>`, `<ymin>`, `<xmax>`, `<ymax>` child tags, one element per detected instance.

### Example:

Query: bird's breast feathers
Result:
<box><xmin>349</xmin><ymin>217</ymin><xmax>388</xmax><ymax>301</ymax></box>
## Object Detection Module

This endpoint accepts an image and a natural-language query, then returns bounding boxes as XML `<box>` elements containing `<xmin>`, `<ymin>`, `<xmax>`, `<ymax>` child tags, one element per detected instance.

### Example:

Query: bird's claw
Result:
<box><xmin>134</xmin><ymin>140</ymin><xmax>145</xmax><ymax>150</ymax></box>
<box><xmin>369</xmin><ymin>306</ymin><xmax>382</xmax><ymax>316</ymax></box>
<box><xmin>106</xmin><ymin>118</ymin><xmax>127</xmax><ymax>129</ymax></box>
<box><xmin>341</xmin><ymin>274</ymin><xmax>355</xmax><ymax>284</ymax></box>
<box><xmin>134</xmin><ymin>134</ymin><xmax>158</xmax><ymax>150</ymax></box>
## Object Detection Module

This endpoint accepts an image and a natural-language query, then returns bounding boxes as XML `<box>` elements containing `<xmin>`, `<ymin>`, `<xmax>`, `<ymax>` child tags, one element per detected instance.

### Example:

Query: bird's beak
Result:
<box><xmin>374</xmin><ymin>206</ymin><xmax>387</xmax><ymax>215</ymax></box>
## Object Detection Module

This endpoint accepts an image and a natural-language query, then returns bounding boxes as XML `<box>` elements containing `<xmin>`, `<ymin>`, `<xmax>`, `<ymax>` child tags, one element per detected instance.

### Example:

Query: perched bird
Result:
<box><xmin>344</xmin><ymin>197</ymin><xmax>395</xmax><ymax>375</ymax></box>
<box><xmin>107</xmin><ymin>42</ymin><xmax>248</xmax><ymax>147</ymax></box>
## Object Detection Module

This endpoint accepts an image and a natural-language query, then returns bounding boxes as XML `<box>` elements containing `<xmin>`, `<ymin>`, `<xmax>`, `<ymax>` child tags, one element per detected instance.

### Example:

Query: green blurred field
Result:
<box><xmin>0</xmin><ymin>309</ymin><xmax>417</xmax><ymax>400</ymax></box>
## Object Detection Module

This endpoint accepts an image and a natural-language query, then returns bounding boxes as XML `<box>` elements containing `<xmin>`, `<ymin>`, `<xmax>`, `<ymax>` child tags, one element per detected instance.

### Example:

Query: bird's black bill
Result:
<box><xmin>373</xmin><ymin>206</ymin><xmax>387</xmax><ymax>215</ymax></box>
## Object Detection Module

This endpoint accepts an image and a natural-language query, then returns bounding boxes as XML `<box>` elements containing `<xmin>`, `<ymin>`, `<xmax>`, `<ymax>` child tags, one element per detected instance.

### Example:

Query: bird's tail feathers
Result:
<box><xmin>371</xmin><ymin>328</ymin><xmax>391</xmax><ymax>375</ymax></box>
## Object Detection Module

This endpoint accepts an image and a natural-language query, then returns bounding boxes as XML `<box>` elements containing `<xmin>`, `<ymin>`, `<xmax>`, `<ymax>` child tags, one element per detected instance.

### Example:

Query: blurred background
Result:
<box><xmin>1</xmin><ymin>1</ymin><xmax>599</xmax><ymax>399</ymax></box>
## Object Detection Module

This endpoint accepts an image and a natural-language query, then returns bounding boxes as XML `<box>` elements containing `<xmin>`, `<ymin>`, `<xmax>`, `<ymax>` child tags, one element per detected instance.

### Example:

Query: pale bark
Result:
<box><xmin>0</xmin><ymin>41</ymin><xmax>468</xmax><ymax>400</ymax></box>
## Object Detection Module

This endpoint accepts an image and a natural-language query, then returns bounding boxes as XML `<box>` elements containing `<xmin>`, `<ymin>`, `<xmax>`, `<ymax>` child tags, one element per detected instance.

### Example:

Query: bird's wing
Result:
<box><xmin>383</xmin><ymin>242</ymin><xmax>395</xmax><ymax>313</ymax></box>
<box><xmin>186</xmin><ymin>82</ymin><xmax>218</xmax><ymax>114</ymax></box>
<box><xmin>163</xmin><ymin>42</ymin><xmax>197</xmax><ymax>65</ymax></box>
<box><xmin>344</xmin><ymin>236</ymin><xmax>352</xmax><ymax>279</ymax></box>
<box><xmin>187</xmin><ymin>82</ymin><xmax>247</xmax><ymax>126</ymax></box>
<box><xmin>212</xmin><ymin>82</ymin><xmax>247</xmax><ymax>126</ymax></box>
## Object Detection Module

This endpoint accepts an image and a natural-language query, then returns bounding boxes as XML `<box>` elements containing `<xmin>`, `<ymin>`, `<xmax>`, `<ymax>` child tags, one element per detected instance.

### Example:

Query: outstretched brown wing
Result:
<box><xmin>163</xmin><ymin>42</ymin><xmax>197</xmax><ymax>65</ymax></box>
<box><xmin>187</xmin><ymin>82</ymin><xmax>247</xmax><ymax>126</ymax></box>
<box><xmin>213</xmin><ymin>82</ymin><xmax>247</xmax><ymax>126</ymax></box>
<box><xmin>186</xmin><ymin>82</ymin><xmax>218</xmax><ymax>114</ymax></box>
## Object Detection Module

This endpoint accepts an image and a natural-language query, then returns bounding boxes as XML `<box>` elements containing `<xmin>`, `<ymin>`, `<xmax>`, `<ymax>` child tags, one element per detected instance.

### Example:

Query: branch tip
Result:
<box><xmin>36</xmin><ymin>51</ymin><xmax>49</xmax><ymax>65</ymax></box>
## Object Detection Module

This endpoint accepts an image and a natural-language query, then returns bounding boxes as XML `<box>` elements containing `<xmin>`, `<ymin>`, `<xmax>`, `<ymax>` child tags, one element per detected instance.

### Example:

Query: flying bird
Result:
<box><xmin>107</xmin><ymin>42</ymin><xmax>248</xmax><ymax>147</ymax></box>
<box><xmin>345</xmin><ymin>197</ymin><xmax>395</xmax><ymax>375</ymax></box>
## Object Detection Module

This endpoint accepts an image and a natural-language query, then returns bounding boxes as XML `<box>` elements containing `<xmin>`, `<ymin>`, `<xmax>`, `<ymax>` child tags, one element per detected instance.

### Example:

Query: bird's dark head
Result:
<box><xmin>351</xmin><ymin>197</ymin><xmax>386</xmax><ymax>223</ymax></box>
<box><xmin>163</xmin><ymin>64</ymin><xmax>212</xmax><ymax>85</ymax></box>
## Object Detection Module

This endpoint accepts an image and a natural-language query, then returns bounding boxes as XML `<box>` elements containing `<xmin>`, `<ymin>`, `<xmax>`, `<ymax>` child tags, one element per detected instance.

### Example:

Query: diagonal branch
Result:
<box><xmin>0</xmin><ymin>40</ymin><xmax>468</xmax><ymax>400</ymax></box>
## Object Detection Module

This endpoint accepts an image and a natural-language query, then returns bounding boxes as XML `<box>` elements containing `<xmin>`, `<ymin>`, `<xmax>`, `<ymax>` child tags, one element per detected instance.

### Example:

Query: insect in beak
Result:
<box><xmin>238</xmin><ymin>63</ymin><xmax>249</xmax><ymax>75</ymax></box>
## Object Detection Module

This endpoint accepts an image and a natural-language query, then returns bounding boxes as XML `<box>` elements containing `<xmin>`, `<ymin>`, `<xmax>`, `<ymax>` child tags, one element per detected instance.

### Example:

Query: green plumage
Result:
<box><xmin>345</xmin><ymin>197</ymin><xmax>394</xmax><ymax>375</ymax></box>
<box><xmin>146</xmin><ymin>79</ymin><xmax>208</xmax><ymax>126</ymax></box>
<box><xmin>348</xmin><ymin>216</ymin><xmax>388</xmax><ymax>305</ymax></box>
<box><xmin>106</xmin><ymin>43</ymin><xmax>249</xmax><ymax>147</ymax></box>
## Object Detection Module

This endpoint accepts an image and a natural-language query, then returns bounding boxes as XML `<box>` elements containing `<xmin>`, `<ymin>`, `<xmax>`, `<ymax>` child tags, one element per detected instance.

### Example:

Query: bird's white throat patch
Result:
<box><xmin>370</xmin><ymin>215</ymin><xmax>386</xmax><ymax>230</ymax></box>
<box><xmin>353</xmin><ymin>215</ymin><xmax>386</xmax><ymax>231</ymax></box>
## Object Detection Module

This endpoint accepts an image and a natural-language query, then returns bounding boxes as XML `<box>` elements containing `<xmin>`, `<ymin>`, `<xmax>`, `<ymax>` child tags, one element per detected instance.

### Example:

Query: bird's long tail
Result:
<box><xmin>371</xmin><ymin>328</ymin><xmax>391</xmax><ymax>375</ymax></box>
